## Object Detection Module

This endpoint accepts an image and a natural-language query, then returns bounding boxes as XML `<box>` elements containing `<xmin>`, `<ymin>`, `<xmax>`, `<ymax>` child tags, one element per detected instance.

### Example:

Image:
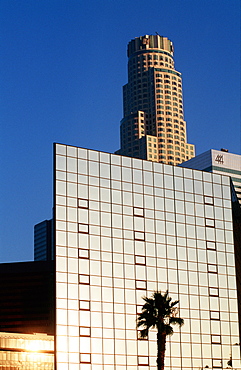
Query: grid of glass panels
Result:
<box><xmin>55</xmin><ymin>143</ymin><xmax>240</xmax><ymax>369</ymax></box>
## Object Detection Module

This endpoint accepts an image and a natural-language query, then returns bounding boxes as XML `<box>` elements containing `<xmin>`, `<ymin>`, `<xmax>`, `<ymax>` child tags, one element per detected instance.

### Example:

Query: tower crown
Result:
<box><xmin>127</xmin><ymin>34</ymin><xmax>174</xmax><ymax>58</ymax></box>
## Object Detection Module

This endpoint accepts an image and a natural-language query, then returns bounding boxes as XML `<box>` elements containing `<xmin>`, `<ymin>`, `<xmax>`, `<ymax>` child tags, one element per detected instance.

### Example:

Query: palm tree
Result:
<box><xmin>137</xmin><ymin>290</ymin><xmax>184</xmax><ymax>370</ymax></box>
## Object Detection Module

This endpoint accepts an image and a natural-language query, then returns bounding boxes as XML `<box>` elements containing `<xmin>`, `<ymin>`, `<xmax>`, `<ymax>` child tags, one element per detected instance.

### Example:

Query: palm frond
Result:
<box><xmin>169</xmin><ymin>317</ymin><xmax>184</xmax><ymax>327</ymax></box>
<box><xmin>170</xmin><ymin>300</ymin><xmax>179</xmax><ymax>308</ymax></box>
<box><xmin>138</xmin><ymin>327</ymin><xmax>149</xmax><ymax>338</ymax></box>
<box><xmin>164</xmin><ymin>324</ymin><xmax>174</xmax><ymax>336</ymax></box>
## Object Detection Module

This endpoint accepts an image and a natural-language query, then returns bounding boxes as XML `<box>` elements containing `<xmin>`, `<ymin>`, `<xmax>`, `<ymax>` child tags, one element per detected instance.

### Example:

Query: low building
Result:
<box><xmin>0</xmin><ymin>331</ymin><xmax>54</xmax><ymax>369</ymax></box>
<box><xmin>0</xmin><ymin>261</ymin><xmax>54</xmax><ymax>335</ymax></box>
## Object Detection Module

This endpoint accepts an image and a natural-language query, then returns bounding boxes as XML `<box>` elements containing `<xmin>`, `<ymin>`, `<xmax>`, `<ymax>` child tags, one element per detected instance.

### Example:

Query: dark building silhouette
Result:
<box><xmin>0</xmin><ymin>261</ymin><xmax>54</xmax><ymax>335</ymax></box>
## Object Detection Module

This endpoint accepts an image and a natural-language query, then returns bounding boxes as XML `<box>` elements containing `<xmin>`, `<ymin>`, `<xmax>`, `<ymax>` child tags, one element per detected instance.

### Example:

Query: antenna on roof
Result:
<box><xmin>155</xmin><ymin>32</ymin><xmax>160</xmax><ymax>36</ymax></box>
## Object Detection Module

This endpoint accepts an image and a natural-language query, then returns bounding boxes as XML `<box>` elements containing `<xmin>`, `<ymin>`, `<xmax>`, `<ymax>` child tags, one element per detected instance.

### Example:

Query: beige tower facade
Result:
<box><xmin>116</xmin><ymin>34</ymin><xmax>195</xmax><ymax>165</ymax></box>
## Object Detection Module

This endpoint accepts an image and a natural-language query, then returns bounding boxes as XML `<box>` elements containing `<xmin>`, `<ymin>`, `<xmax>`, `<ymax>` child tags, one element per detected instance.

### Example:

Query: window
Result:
<box><xmin>80</xmin><ymin>353</ymin><xmax>91</xmax><ymax>364</ymax></box>
<box><xmin>78</xmin><ymin>198</ymin><xmax>89</xmax><ymax>208</ymax></box>
<box><xmin>209</xmin><ymin>287</ymin><xmax>219</xmax><ymax>296</ymax></box>
<box><xmin>136</xmin><ymin>280</ymin><xmax>147</xmax><ymax>290</ymax></box>
<box><xmin>211</xmin><ymin>335</ymin><xmax>221</xmax><ymax>344</ymax></box>
<box><xmin>79</xmin><ymin>300</ymin><xmax>90</xmax><ymax>310</ymax></box>
<box><xmin>138</xmin><ymin>356</ymin><xmax>149</xmax><ymax>365</ymax></box>
<box><xmin>135</xmin><ymin>255</ymin><xmax>146</xmax><ymax>265</ymax></box>
<box><xmin>134</xmin><ymin>207</ymin><xmax>144</xmax><ymax>217</ymax></box>
<box><xmin>204</xmin><ymin>196</ymin><xmax>214</xmax><ymax>205</ymax></box>
<box><xmin>79</xmin><ymin>274</ymin><xmax>90</xmax><ymax>285</ymax></box>
<box><xmin>208</xmin><ymin>264</ymin><xmax>218</xmax><ymax>273</ymax></box>
<box><xmin>212</xmin><ymin>359</ymin><xmax>222</xmax><ymax>368</ymax></box>
<box><xmin>206</xmin><ymin>241</ymin><xmax>216</xmax><ymax>250</ymax></box>
<box><xmin>78</xmin><ymin>223</ymin><xmax>89</xmax><ymax>233</ymax></box>
<box><xmin>210</xmin><ymin>311</ymin><xmax>220</xmax><ymax>320</ymax></box>
<box><xmin>134</xmin><ymin>231</ymin><xmax>145</xmax><ymax>241</ymax></box>
<box><xmin>79</xmin><ymin>326</ymin><xmax>91</xmax><ymax>337</ymax></box>
<box><xmin>205</xmin><ymin>218</ymin><xmax>215</xmax><ymax>228</ymax></box>
<box><xmin>78</xmin><ymin>249</ymin><xmax>89</xmax><ymax>259</ymax></box>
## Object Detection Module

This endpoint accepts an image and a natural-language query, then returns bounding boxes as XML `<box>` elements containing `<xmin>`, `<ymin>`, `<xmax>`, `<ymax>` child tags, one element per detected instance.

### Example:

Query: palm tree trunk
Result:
<box><xmin>157</xmin><ymin>332</ymin><xmax>166</xmax><ymax>370</ymax></box>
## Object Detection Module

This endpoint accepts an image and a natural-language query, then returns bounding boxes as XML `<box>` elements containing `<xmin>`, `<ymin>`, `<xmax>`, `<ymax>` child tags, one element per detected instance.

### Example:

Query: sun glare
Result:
<box><xmin>26</xmin><ymin>340</ymin><xmax>42</xmax><ymax>352</ymax></box>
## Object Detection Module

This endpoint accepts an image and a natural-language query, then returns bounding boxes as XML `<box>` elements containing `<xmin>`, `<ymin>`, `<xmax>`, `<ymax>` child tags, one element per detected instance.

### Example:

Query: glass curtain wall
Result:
<box><xmin>55</xmin><ymin>143</ymin><xmax>240</xmax><ymax>369</ymax></box>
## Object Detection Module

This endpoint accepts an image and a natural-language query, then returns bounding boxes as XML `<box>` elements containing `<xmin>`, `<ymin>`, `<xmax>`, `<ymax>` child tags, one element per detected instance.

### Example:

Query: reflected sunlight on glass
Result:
<box><xmin>0</xmin><ymin>332</ymin><xmax>54</xmax><ymax>369</ymax></box>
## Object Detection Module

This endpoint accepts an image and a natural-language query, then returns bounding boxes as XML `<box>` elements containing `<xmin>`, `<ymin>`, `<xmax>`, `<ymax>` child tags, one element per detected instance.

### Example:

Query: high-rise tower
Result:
<box><xmin>116</xmin><ymin>34</ymin><xmax>195</xmax><ymax>165</ymax></box>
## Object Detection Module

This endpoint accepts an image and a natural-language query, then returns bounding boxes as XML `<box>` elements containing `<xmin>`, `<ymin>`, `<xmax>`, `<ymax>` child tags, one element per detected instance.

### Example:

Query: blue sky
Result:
<box><xmin>0</xmin><ymin>0</ymin><xmax>240</xmax><ymax>262</ymax></box>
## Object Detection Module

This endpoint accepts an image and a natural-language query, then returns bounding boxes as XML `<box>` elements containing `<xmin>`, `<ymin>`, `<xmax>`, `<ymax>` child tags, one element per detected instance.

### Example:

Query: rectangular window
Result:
<box><xmin>204</xmin><ymin>196</ymin><xmax>214</xmax><ymax>205</ymax></box>
<box><xmin>211</xmin><ymin>335</ymin><xmax>221</xmax><ymax>344</ymax></box>
<box><xmin>79</xmin><ymin>326</ymin><xmax>91</xmax><ymax>337</ymax></box>
<box><xmin>79</xmin><ymin>300</ymin><xmax>90</xmax><ymax>311</ymax></box>
<box><xmin>134</xmin><ymin>207</ymin><xmax>144</xmax><ymax>217</ymax></box>
<box><xmin>205</xmin><ymin>218</ymin><xmax>215</xmax><ymax>228</ymax></box>
<box><xmin>78</xmin><ymin>198</ymin><xmax>89</xmax><ymax>208</ymax></box>
<box><xmin>138</xmin><ymin>356</ymin><xmax>149</xmax><ymax>366</ymax></box>
<box><xmin>79</xmin><ymin>274</ymin><xmax>90</xmax><ymax>285</ymax></box>
<box><xmin>78</xmin><ymin>249</ymin><xmax>89</xmax><ymax>259</ymax></box>
<box><xmin>134</xmin><ymin>231</ymin><xmax>145</xmax><ymax>241</ymax></box>
<box><xmin>209</xmin><ymin>287</ymin><xmax>219</xmax><ymax>297</ymax></box>
<box><xmin>212</xmin><ymin>359</ymin><xmax>222</xmax><ymax>368</ymax></box>
<box><xmin>80</xmin><ymin>353</ymin><xmax>91</xmax><ymax>364</ymax></box>
<box><xmin>208</xmin><ymin>264</ymin><xmax>218</xmax><ymax>273</ymax></box>
<box><xmin>135</xmin><ymin>255</ymin><xmax>146</xmax><ymax>265</ymax></box>
<box><xmin>206</xmin><ymin>241</ymin><xmax>216</xmax><ymax>250</ymax></box>
<box><xmin>210</xmin><ymin>311</ymin><xmax>220</xmax><ymax>320</ymax></box>
<box><xmin>136</xmin><ymin>280</ymin><xmax>147</xmax><ymax>290</ymax></box>
<box><xmin>78</xmin><ymin>223</ymin><xmax>89</xmax><ymax>234</ymax></box>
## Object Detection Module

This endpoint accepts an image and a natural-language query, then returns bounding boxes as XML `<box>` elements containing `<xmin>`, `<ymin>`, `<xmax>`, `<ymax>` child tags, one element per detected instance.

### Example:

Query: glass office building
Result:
<box><xmin>54</xmin><ymin>143</ymin><xmax>240</xmax><ymax>369</ymax></box>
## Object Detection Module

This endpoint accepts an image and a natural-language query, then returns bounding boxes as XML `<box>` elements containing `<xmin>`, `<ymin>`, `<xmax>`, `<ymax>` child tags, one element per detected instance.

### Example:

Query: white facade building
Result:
<box><xmin>179</xmin><ymin>149</ymin><xmax>241</xmax><ymax>205</ymax></box>
<box><xmin>54</xmin><ymin>143</ymin><xmax>240</xmax><ymax>369</ymax></box>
